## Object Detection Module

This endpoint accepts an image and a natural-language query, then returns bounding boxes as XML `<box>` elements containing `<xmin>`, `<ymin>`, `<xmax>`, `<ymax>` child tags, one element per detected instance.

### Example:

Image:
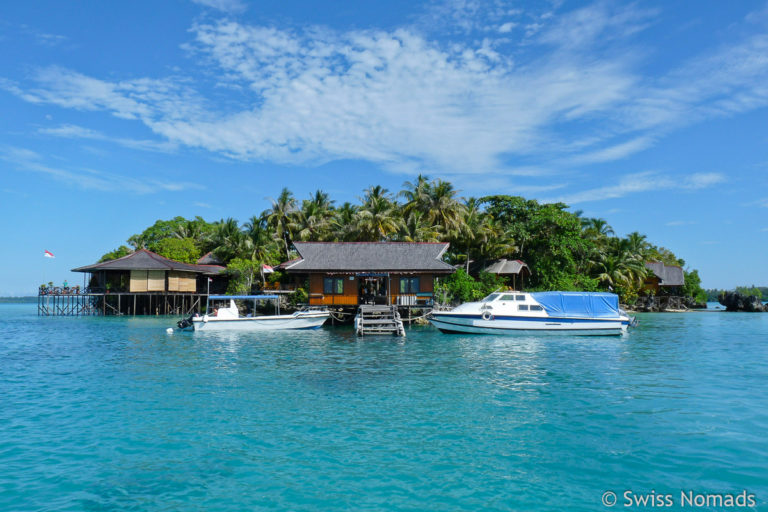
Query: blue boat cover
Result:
<box><xmin>208</xmin><ymin>295</ymin><xmax>279</xmax><ymax>300</ymax></box>
<box><xmin>530</xmin><ymin>292</ymin><xmax>621</xmax><ymax>318</ymax></box>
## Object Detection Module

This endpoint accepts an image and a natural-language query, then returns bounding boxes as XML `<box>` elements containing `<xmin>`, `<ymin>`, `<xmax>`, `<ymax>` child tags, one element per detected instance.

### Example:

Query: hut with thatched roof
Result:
<box><xmin>482</xmin><ymin>259</ymin><xmax>531</xmax><ymax>290</ymax></box>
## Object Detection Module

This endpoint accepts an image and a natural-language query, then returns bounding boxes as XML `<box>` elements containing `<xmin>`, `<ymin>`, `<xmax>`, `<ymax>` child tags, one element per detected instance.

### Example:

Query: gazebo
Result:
<box><xmin>483</xmin><ymin>259</ymin><xmax>531</xmax><ymax>290</ymax></box>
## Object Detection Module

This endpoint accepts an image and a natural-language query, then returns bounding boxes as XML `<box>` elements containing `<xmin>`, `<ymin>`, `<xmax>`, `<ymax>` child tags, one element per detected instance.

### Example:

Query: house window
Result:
<box><xmin>323</xmin><ymin>277</ymin><xmax>344</xmax><ymax>294</ymax></box>
<box><xmin>399</xmin><ymin>277</ymin><xmax>420</xmax><ymax>294</ymax></box>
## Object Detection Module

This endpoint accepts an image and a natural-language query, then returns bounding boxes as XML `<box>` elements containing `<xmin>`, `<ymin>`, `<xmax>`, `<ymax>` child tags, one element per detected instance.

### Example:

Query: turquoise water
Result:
<box><xmin>1</xmin><ymin>303</ymin><xmax>766</xmax><ymax>511</ymax></box>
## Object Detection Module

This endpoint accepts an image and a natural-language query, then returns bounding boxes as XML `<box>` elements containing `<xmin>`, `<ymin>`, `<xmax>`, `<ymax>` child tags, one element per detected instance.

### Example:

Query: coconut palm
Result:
<box><xmin>353</xmin><ymin>188</ymin><xmax>401</xmax><ymax>241</ymax></box>
<box><xmin>210</xmin><ymin>218</ymin><xmax>251</xmax><ymax>262</ymax></box>
<box><xmin>396</xmin><ymin>210</ymin><xmax>441</xmax><ymax>242</ymax></box>
<box><xmin>331</xmin><ymin>202</ymin><xmax>359</xmax><ymax>241</ymax></box>
<box><xmin>264</xmin><ymin>188</ymin><xmax>297</xmax><ymax>259</ymax></box>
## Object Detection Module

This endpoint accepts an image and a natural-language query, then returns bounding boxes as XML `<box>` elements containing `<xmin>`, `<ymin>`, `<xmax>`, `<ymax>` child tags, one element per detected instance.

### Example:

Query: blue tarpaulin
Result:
<box><xmin>530</xmin><ymin>292</ymin><xmax>621</xmax><ymax>318</ymax></box>
<box><xmin>208</xmin><ymin>295</ymin><xmax>279</xmax><ymax>300</ymax></box>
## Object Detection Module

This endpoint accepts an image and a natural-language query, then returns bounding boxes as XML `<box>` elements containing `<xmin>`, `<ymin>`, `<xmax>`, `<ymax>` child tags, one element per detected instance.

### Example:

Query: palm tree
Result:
<box><xmin>210</xmin><ymin>218</ymin><xmax>251</xmax><ymax>262</ymax></box>
<box><xmin>331</xmin><ymin>202</ymin><xmax>358</xmax><ymax>241</ymax></box>
<box><xmin>264</xmin><ymin>188</ymin><xmax>297</xmax><ymax>259</ymax></box>
<box><xmin>396</xmin><ymin>210</ymin><xmax>441</xmax><ymax>242</ymax></box>
<box><xmin>422</xmin><ymin>179</ymin><xmax>467</xmax><ymax>236</ymax></box>
<box><xmin>353</xmin><ymin>188</ymin><xmax>401</xmax><ymax>241</ymax></box>
<box><xmin>400</xmin><ymin>174</ymin><xmax>431</xmax><ymax>215</ymax></box>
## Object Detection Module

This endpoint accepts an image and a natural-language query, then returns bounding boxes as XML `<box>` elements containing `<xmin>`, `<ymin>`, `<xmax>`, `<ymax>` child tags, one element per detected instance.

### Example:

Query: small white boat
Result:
<box><xmin>429</xmin><ymin>291</ymin><xmax>635</xmax><ymax>336</ymax></box>
<box><xmin>176</xmin><ymin>295</ymin><xmax>329</xmax><ymax>332</ymax></box>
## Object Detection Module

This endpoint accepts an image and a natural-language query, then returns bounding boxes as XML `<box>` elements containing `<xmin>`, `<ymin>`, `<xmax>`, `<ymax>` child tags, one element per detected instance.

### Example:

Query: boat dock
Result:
<box><xmin>355</xmin><ymin>305</ymin><xmax>406</xmax><ymax>336</ymax></box>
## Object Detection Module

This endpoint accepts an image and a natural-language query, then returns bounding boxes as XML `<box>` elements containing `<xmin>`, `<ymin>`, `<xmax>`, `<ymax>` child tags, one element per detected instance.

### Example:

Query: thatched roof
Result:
<box><xmin>281</xmin><ymin>242</ymin><xmax>455</xmax><ymax>273</ymax></box>
<box><xmin>645</xmin><ymin>262</ymin><xmax>684</xmax><ymax>286</ymax></box>
<box><xmin>483</xmin><ymin>259</ymin><xmax>530</xmax><ymax>275</ymax></box>
<box><xmin>72</xmin><ymin>249</ymin><xmax>225</xmax><ymax>276</ymax></box>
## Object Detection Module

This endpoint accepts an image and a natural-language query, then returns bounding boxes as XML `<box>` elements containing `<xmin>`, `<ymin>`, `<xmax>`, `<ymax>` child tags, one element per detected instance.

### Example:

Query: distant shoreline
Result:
<box><xmin>0</xmin><ymin>297</ymin><xmax>37</xmax><ymax>303</ymax></box>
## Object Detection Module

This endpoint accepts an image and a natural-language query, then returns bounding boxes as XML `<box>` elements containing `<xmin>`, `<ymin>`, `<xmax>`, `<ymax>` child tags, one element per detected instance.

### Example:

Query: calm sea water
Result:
<box><xmin>1</xmin><ymin>303</ymin><xmax>766</xmax><ymax>511</ymax></box>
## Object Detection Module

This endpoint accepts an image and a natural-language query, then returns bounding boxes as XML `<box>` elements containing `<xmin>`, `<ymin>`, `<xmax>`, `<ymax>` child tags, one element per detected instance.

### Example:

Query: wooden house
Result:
<box><xmin>279</xmin><ymin>242</ymin><xmax>455</xmax><ymax>308</ymax></box>
<box><xmin>66</xmin><ymin>249</ymin><xmax>227</xmax><ymax>315</ymax></box>
<box><xmin>644</xmin><ymin>262</ymin><xmax>684</xmax><ymax>294</ymax></box>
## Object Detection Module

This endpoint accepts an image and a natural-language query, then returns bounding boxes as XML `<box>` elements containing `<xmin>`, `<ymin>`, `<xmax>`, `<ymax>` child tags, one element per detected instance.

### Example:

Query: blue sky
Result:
<box><xmin>1</xmin><ymin>0</ymin><xmax>767</xmax><ymax>295</ymax></box>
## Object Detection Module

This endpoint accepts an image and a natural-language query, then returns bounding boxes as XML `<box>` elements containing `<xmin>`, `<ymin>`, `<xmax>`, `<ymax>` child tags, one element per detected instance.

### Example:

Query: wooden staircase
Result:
<box><xmin>355</xmin><ymin>305</ymin><xmax>406</xmax><ymax>337</ymax></box>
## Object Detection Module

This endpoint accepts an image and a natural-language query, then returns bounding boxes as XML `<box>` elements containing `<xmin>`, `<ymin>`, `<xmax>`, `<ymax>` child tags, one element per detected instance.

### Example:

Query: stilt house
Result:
<box><xmin>280</xmin><ymin>242</ymin><xmax>455</xmax><ymax>309</ymax></box>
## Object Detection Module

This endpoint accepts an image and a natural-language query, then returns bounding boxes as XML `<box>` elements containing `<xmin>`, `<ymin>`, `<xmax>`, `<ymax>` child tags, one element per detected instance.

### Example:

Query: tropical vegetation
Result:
<box><xmin>98</xmin><ymin>177</ymin><xmax>707</xmax><ymax>303</ymax></box>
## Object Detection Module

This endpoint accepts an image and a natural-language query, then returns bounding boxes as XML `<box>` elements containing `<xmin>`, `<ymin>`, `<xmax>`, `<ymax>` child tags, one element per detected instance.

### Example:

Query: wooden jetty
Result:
<box><xmin>38</xmin><ymin>289</ymin><xmax>208</xmax><ymax>317</ymax></box>
<box><xmin>355</xmin><ymin>305</ymin><xmax>405</xmax><ymax>337</ymax></box>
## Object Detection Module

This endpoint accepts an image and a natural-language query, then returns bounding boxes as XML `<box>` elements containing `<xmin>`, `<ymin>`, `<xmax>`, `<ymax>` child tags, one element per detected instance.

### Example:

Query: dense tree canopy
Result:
<box><xmin>98</xmin><ymin>177</ymin><xmax>706</xmax><ymax>303</ymax></box>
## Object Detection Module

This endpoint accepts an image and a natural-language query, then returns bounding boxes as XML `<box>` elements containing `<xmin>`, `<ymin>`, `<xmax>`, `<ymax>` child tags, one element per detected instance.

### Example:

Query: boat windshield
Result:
<box><xmin>481</xmin><ymin>293</ymin><xmax>501</xmax><ymax>302</ymax></box>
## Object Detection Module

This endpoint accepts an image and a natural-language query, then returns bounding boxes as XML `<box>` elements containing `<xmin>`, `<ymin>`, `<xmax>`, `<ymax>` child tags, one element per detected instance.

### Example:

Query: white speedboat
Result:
<box><xmin>429</xmin><ymin>291</ymin><xmax>635</xmax><ymax>336</ymax></box>
<box><xmin>176</xmin><ymin>295</ymin><xmax>329</xmax><ymax>331</ymax></box>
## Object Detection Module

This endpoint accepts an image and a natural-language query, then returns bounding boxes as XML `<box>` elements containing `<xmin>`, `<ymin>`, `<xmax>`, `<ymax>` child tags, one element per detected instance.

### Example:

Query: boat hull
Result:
<box><xmin>429</xmin><ymin>313</ymin><xmax>628</xmax><ymax>336</ymax></box>
<box><xmin>190</xmin><ymin>312</ymin><xmax>329</xmax><ymax>331</ymax></box>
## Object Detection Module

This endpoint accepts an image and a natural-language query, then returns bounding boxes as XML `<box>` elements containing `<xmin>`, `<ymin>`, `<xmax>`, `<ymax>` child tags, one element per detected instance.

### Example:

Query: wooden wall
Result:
<box><xmin>307</xmin><ymin>272</ymin><xmax>438</xmax><ymax>306</ymax></box>
<box><xmin>129</xmin><ymin>270</ymin><xmax>198</xmax><ymax>293</ymax></box>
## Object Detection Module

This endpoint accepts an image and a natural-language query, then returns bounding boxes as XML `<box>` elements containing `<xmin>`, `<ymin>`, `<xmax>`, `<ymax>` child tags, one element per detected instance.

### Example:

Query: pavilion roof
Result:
<box><xmin>72</xmin><ymin>249</ymin><xmax>225</xmax><ymax>276</ymax></box>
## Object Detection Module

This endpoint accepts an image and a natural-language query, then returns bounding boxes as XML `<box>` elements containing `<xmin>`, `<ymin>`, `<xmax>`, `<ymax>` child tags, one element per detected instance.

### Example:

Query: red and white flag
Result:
<box><xmin>44</xmin><ymin>250</ymin><xmax>55</xmax><ymax>259</ymax></box>
<box><xmin>262</xmin><ymin>264</ymin><xmax>274</xmax><ymax>273</ymax></box>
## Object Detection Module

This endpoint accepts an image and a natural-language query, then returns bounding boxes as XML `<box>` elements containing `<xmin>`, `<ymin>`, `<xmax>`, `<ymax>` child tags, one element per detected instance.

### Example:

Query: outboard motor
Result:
<box><xmin>177</xmin><ymin>314</ymin><xmax>195</xmax><ymax>330</ymax></box>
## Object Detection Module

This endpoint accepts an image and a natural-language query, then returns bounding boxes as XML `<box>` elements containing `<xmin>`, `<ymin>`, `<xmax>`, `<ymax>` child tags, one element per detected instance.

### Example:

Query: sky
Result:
<box><xmin>1</xmin><ymin>0</ymin><xmax>767</xmax><ymax>295</ymax></box>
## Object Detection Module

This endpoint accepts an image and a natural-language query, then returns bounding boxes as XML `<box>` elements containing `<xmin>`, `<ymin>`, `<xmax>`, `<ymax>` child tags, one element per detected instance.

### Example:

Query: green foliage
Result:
<box><xmin>289</xmin><ymin>287</ymin><xmax>309</xmax><ymax>307</ymax></box>
<box><xmin>98</xmin><ymin>245</ymin><xmax>132</xmax><ymax>262</ymax></box>
<box><xmin>267</xmin><ymin>270</ymin><xmax>284</xmax><ymax>284</ymax></box>
<box><xmin>735</xmin><ymin>286</ymin><xmax>763</xmax><ymax>299</ymax></box>
<box><xmin>153</xmin><ymin>237</ymin><xmax>200</xmax><ymax>263</ymax></box>
<box><xmin>682</xmin><ymin>269</ymin><xmax>707</xmax><ymax>303</ymax></box>
<box><xmin>226</xmin><ymin>258</ymin><xmax>261</xmax><ymax>295</ymax></box>
<box><xmin>108</xmin><ymin>179</ymin><xmax>706</xmax><ymax>301</ymax></box>
<box><xmin>128</xmin><ymin>216</ymin><xmax>217</xmax><ymax>254</ymax></box>
<box><xmin>436</xmin><ymin>269</ymin><xmax>505</xmax><ymax>304</ymax></box>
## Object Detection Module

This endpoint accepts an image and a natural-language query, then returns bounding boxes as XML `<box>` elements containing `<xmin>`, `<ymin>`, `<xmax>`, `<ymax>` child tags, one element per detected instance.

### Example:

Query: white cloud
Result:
<box><xmin>39</xmin><ymin>124</ymin><xmax>177</xmax><ymax>152</ymax></box>
<box><xmin>3</xmin><ymin>3</ymin><xmax>768</xmax><ymax>183</ymax></box>
<box><xmin>544</xmin><ymin>171</ymin><xmax>725</xmax><ymax>204</ymax></box>
<box><xmin>190</xmin><ymin>0</ymin><xmax>246</xmax><ymax>14</ymax></box>
<box><xmin>666</xmin><ymin>220</ymin><xmax>697</xmax><ymax>227</ymax></box>
<box><xmin>566</xmin><ymin>136</ymin><xmax>654</xmax><ymax>164</ymax></box>
<box><xmin>1</xmin><ymin>146</ymin><xmax>202</xmax><ymax>194</ymax></box>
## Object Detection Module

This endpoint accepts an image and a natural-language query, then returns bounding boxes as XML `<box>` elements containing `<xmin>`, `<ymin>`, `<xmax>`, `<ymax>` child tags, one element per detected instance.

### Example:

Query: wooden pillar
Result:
<box><xmin>133</xmin><ymin>294</ymin><xmax>137</xmax><ymax>316</ymax></box>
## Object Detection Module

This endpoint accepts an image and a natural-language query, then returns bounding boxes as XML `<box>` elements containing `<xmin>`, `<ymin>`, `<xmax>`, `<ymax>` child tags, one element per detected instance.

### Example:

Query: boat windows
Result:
<box><xmin>516</xmin><ymin>295</ymin><xmax>525</xmax><ymax>301</ymax></box>
<box><xmin>323</xmin><ymin>277</ymin><xmax>344</xmax><ymax>295</ymax></box>
<box><xmin>530</xmin><ymin>305</ymin><xmax>543</xmax><ymax>311</ymax></box>
<box><xmin>518</xmin><ymin>305</ymin><xmax>529</xmax><ymax>311</ymax></box>
<box><xmin>499</xmin><ymin>294</ymin><xmax>516</xmax><ymax>301</ymax></box>
<box><xmin>482</xmin><ymin>293</ymin><xmax>501</xmax><ymax>302</ymax></box>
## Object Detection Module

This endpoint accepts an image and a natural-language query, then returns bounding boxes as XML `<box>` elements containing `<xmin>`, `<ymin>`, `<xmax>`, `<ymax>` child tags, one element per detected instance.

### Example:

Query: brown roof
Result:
<box><xmin>282</xmin><ymin>242</ymin><xmax>455</xmax><ymax>273</ymax></box>
<box><xmin>72</xmin><ymin>249</ymin><xmax>226</xmax><ymax>276</ymax></box>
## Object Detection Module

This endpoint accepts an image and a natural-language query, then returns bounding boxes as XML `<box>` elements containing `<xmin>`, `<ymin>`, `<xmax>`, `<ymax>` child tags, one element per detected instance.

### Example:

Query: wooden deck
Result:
<box><xmin>37</xmin><ymin>291</ymin><xmax>208</xmax><ymax>316</ymax></box>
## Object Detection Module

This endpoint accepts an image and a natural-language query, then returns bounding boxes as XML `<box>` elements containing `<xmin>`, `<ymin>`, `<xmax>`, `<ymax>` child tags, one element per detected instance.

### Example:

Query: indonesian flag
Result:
<box><xmin>44</xmin><ymin>250</ymin><xmax>55</xmax><ymax>258</ymax></box>
<box><xmin>262</xmin><ymin>264</ymin><xmax>274</xmax><ymax>273</ymax></box>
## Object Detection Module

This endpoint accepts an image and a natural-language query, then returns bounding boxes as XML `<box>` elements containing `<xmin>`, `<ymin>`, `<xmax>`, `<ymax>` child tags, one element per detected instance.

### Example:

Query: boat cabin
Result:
<box><xmin>279</xmin><ymin>242</ymin><xmax>456</xmax><ymax>308</ymax></box>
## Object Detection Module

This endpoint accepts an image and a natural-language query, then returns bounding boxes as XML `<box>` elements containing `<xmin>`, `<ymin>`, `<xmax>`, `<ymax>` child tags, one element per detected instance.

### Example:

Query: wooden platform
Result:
<box><xmin>355</xmin><ymin>305</ymin><xmax>405</xmax><ymax>337</ymax></box>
